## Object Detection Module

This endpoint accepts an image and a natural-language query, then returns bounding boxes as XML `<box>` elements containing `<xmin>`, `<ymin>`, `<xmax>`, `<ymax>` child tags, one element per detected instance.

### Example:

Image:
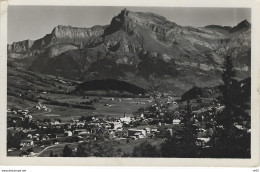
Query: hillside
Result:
<box><xmin>75</xmin><ymin>78</ymin><xmax>147</xmax><ymax>95</ymax></box>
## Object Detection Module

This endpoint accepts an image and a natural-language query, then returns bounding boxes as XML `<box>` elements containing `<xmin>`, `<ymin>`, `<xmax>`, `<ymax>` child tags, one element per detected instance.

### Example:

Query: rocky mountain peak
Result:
<box><xmin>230</xmin><ymin>19</ymin><xmax>251</xmax><ymax>33</ymax></box>
<box><xmin>238</xmin><ymin>19</ymin><xmax>250</xmax><ymax>27</ymax></box>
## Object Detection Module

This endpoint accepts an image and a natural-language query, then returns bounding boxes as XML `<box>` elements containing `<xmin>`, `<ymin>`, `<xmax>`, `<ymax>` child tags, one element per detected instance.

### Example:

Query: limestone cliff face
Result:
<box><xmin>50</xmin><ymin>25</ymin><xmax>105</xmax><ymax>44</ymax></box>
<box><xmin>8</xmin><ymin>25</ymin><xmax>105</xmax><ymax>53</ymax></box>
<box><xmin>8</xmin><ymin>40</ymin><xmax>35</xmax><ymax>53</ymax></box>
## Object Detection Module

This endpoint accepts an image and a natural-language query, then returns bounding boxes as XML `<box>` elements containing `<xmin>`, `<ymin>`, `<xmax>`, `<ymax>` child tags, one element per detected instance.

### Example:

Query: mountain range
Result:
<box><xmin>7</xmin><ymin>9</ymin><xmax>251</xmax><ymax>95</ymax></box>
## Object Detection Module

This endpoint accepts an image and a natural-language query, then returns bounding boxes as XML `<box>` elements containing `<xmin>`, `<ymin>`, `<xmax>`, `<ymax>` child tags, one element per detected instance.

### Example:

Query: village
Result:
<box><xmin>7</xmin><ymin>90</ymin><xmax>223</xmax><ymax>157</ymax></box>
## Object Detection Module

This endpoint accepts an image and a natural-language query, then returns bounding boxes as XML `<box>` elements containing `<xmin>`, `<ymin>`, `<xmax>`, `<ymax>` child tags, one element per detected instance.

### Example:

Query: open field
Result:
<box><xmin>7</xmin><ymin>67</ymin><xmax>154</xmax><ymax>121</ymax></box>
<box><xmin>8</xmin><ymin>94</ymin><xmax>152</xmax><ymax>121</ymax></box>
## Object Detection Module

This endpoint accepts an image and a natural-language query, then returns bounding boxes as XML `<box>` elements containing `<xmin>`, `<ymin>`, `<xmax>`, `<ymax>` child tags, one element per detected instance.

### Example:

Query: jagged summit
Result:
<box><xmin>230</xmin><ymin>19</ymin><xmax>251</xmax><ymax>33</ymax></box>
<box><xmin>238</xmin><ymin>19</ymin><xmax>250</xmax><ymax>26</ymax></box>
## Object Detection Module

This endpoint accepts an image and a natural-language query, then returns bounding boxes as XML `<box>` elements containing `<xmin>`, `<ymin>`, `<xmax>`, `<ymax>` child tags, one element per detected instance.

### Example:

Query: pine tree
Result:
<box><xmin>160</xmin><ymin>100</ymin><xmax>199</xmax><ymax>157</ymax></box>
<box><xmin>62</xmin><ymin>145</ymin><xmax>73</xmax><ymax>157</ymax></box>
<box><xmin>132</xmin><ymin>141</ymin><xmax>160</xmax><ymax>157</ymax></box>
<box><xmin>209</xmin><ymin>55</ymin><xmax>251</xmax><ymax>158</ymax></box>
<box><xmin>49</xmin><ymin>150</ymin><xmax>54</xmax><ymax>157</ymax></box>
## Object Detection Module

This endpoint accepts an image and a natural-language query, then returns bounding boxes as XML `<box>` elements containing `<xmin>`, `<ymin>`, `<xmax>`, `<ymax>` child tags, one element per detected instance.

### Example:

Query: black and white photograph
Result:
<box><xmin>0</xmin><ymin>0</ymin><xmax>259</xmax><ymax>167</ymax></box>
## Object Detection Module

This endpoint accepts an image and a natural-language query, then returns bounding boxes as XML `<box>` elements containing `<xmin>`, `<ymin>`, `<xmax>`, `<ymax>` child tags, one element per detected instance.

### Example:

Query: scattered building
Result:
<box><xmin>110</xmin><ymin>121</ymin><xmax>123</xmax><ymax>130</ymax></box>
<box><xmin>64</xmin><ymin>131</ymin><xmax>73</xmax><ymax>136</ymax></box>
<box><xmin>120</xmin><ymin>115</ymin><xmax>131</xmax><ymax>124</ymax></box>
<box><xmin>173</xmin><ymin>119</ymin><xmax>181</xmax><ymax>125</ymax></box>
<box><xmin>128</xmin><ymin>129</ymin><xmax>147</xmax><ymax>139</ymax></box>
<box><xmin>20</xmin><ymin>139</ymin><xmax>34</xmax><ymax>147</ymax></box>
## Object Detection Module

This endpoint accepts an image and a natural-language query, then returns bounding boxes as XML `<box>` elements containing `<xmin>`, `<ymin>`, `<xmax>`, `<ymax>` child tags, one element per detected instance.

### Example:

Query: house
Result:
<box><xmin>144</xmin><ymin>127</ymin><xmax>151</xmax><ymax>134</ymax></box>
<box><xmin>76</xmin><ymin>122</ymin><xmax>85</xmax><ymax>128</ymax></box>
<box><xmin>151</xmin><ymin>128</ymin><xmax>158</xmax><ymax>133</ymax></box>
<box><xmin>65</xmin><ymin>130</ymin><xmax>73</xmax><ymax>136</ymax></box>
<box><xmin>197</xmin><ymin>137</ymin><xmax>210</xmax><ymax>147</ymax></box>
<box><xmin>48</xmin><ymin>133</ymin><xmax>58</xmax><ymax>139</ymax></box>
<box><xmin>109</xmin><ymin>131</ymin><xmax>116</xmax><ymax>139</ymax></box>
<box><xmin>35</xmin><ymin>106</ymin><xmax>41</xmax><ymax>110</ymax></box>
<box><xmin>104</xmin><ymin>103</ymin><xmax>111</xmax><ymax>107</ymax></box>
<box><xmin>65</xmin><ymin>123</ymin><xmax>72</xmax><ymax>129</ymax></box>
<box><xmin>117</xmin><ymin>127</ymin><xmax>123</xmax><ymax>131</ymax></box>
<box><xmin>23</xmin><ymin>115</ymin><xmax>33</xmax><ymax>122</ymax></box>
<box><xmin>173</xmin><ymin>119</ymin><xmax>181</xmax><ymax>125</ymax></box>
<box><xmin>7</xmin><ymin>147</ymin><xmax>16</xmax><ymax>152</ymax></box>
<box><xmin>166</xmin><ymin>128</ymin><xmax>173</xmax><ymax>136</ymax></box>
<box><xmin>134</xmin><ymin>132</ymin><xmax>145</xmax><ymax>139</ymax></box>
<box><xmin>38</xmin><ymin>123</ymin><xmax>49</xmax><ymax>129</ymax></box>
<box><xmin>110</xmin><ymin>121</ymin><xmax>123</xmax><ymax>130</ymax></box>
<box><xmin>128</xmin><ymin>129</ymin><xmax>147</xmax><ymax>139</ymax></box>
<box><xmin>51</xmin><ymin>121</ymin><xmax>60</xmax><ymax>125</ymax></box>
<box><xmin>120</xmin><ymin>115</ymin><xmax>131</xmax><ymax>124</ymax></box>
<box><xmin>74</xmin><ymin>129</ymin><xmax>88</xmax><ymax>135</ymax></box>
<box><xmin>27</xmin><ymin>134</ymin><xmax>33</xmax><ymax>139</ymax></box>
<box><xmin>32</xmin><ymin>135</ymin><xmax>39</xmax><ymax>141</ymax></box>
<box><xmin>22</xmin><ymin>110</ymin><xmax>29</xmax><ymax>115</ymax></box>
<box><xmin>20</xmin><ymin>139</ymin><xmax>34</xmax><ymax>147</ymax></box>
<box><xmin>40</xmin><ymin>135</ymin><xmax>49</xmax><ymax>141</ymax></box>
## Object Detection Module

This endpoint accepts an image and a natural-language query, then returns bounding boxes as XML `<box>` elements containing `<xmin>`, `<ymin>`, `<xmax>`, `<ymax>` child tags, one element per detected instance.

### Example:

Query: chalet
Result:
<box><xmin>17</xmin><ymin>109</ymin><xmax>23</xmax><ymax>113</ymax></box>
<box><xmin>48</xmin><ymin>133</ymin><xmax>58</xmax><ymax>139</ymax></box>
<box><xmin>64</xmin><ymin>130</ymin><xmax>73</xmax><ymax>136</ymax></box>
<box><xmin>173</xmin><ymin>119</ymin><xmax>181</xmax><ymax>125</ymax></box>
<box><xmin>166</xmin><ymin>128</ymin><xmax>173</xmax><ymax>136</ymax></box>
<box><xmin>38</xmin><ymin>123</ymin><xmax>49</xmax><ymax>129</ymax></box>
<box><xmin>134</xmin><ymin>132</ymin><xmax>145</xmax><ymax>139</ymax></box>
<box><xmin>120</xmin><ymin>115</ymin><xmax>131</xmax><ymax>124</ymax></box>
<box><xmin>128</xmin><ymin>129</ymin><xmax>146</xmax><ymax>139</ymax></box>
<box><xmin>109</xmin><ymin>131</ymin><xmax>116</xmax><ymax>139</ymax></box>
<box><xmin>74</xmin><ymin>129</ymin><xmax>88</xmax><ymax>136</ymax></box>
<box><xmin>103</xmin><ymin>123</ymin><xmax>112</xmax><ymax>128</ymax></box>
<box><xmin>197</xmin><ymin>137</ymin><xmax>210</xmax><ymax>147</ymax></box>
<box><xmin>76</xmin><ymin>121</ymin><xmax>85</xmax><ymax>128</ymax></box>
<box><xmin>27</xmin><ymin>134</ymin><xmax>33</xmax><ymax>139</ymax></box>
<box><xmin>65</xmin><ymin>123</ymin><xmax>72</xmax><ymax>129</ymax></box>
<box><xmin>7</xmin><ymin>147</ymin><xmax>16</xmax><ymax>152</ymax></box>
<box><xmin>20</xmin><ymin>139</ymin><xmax>34</xmax><ymax>147</ymax></box>
<box><xmin>40</xmin><ymin>135</ymin><xmax>49</xmax><ymax>141</ymax></box>
<box><xmin>50</xmin><ymin>121</ymin><xmax>60</xmax><ymax>125</ymax></box>
<box><xmin>151</xmin><ymin>128</ymin><xmax>158</xmax><ymax>133</ymax></box>
<box><xmin>110</xmin><ymin>121</ymin><xmax>123</xmax><ymax>130</ymax></box>
<box><xmin>144</xmin><ymin>127</ymin><xmax>151</xmax><ymax>134</ymax></box>
<box><xmin>32</xmin><ymin>135</ymin><xmax>40</xmax><ymax>141</ymax></box>
<box><xmin>23</xmin><ymin>115</ymin><xmax>33</xmax><ymax>122</ymax></box>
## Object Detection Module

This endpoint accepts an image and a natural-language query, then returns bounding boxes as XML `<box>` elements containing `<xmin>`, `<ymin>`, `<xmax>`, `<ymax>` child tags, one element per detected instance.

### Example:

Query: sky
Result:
<box><xmin>7</xmin><ymin>6</ymin><xmax>251</xmax><ymax>44</ymax></box>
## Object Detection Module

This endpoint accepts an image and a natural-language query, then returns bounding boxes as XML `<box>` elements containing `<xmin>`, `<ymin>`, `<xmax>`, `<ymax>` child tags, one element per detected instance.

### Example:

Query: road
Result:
<box><xmin>34</xmin><ymin>142</ymin><xmax>78</xmax><ymax>157</ymax></box>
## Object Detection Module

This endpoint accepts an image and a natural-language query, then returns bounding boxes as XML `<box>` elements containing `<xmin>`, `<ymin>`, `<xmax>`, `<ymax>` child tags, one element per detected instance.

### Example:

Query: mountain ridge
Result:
<box><xmin>7</xmin><ymin>9</ymin><xmax>251</xmax><ymax>95</ymax></box>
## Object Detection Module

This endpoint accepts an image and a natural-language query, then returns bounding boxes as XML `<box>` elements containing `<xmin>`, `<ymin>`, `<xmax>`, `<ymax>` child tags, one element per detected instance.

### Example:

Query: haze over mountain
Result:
<box><xmin>7</xmin><ymin>9</ymin><xmax>251</xmax><ymax>95</ymax></box>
